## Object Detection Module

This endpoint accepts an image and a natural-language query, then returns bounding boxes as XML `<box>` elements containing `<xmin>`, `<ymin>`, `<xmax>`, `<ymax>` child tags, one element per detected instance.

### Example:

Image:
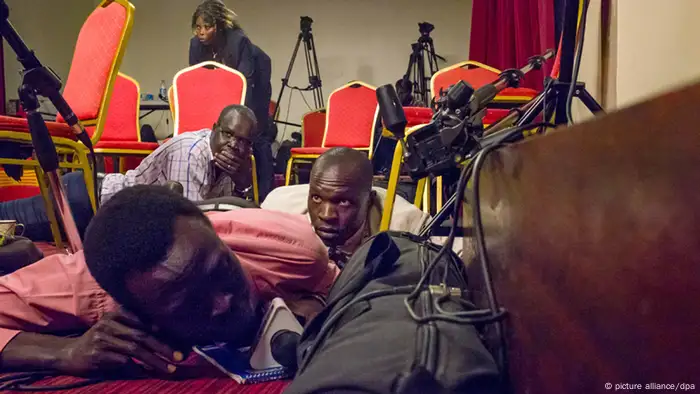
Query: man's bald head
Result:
<box><xmin>310</xmin><ymin>147</ymin><xmax>373</xmax><ymax>192</ymax></box>
<box><xmin>210</xmin><ymin>104</ymin><xmax>257</xmax><ymax>162</ymax></box>
<box><xmin>218</xmin><ymin>104</ymin><xmax>257</xmax><ymax>134</ymax></box>
<box><xmin>308</xmin><ymin>148</ymin><xmax>374</xmax><ymax>248</ymax></box>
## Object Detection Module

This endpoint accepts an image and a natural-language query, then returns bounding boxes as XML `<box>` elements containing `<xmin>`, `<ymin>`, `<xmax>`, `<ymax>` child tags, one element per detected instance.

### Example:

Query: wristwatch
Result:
<box><xmin>234</xmin><ymin>185</ymin><xmax>252</xmax><ymax>195</ymax></box>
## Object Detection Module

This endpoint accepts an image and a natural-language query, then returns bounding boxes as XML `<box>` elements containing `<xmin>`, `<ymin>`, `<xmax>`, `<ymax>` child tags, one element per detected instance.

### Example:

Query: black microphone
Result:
<box><xmin>270</xmin><ymin>329</ymin><xmax>300</xmax><ymax>371</ymax></box>
<box><xmin>377</xmin><ymin>84</ymin><xmax>407</xmax><ymax>139</ymax></box>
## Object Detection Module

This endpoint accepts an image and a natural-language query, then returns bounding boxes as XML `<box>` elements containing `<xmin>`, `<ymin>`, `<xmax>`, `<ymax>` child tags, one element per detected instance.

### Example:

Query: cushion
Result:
<box><xmin>95</xmin><ymin>141</ymin><xmax>160</xmax><ymax>151</ymax></box>
<box><xmin>291</xmin><ymin>147</ymin><xmax>330</xmax><ymax>156</ymax></box>
<box><xmin>0</xmin><ymin>116</ymin><xmax>76</xmax><ymax>140</ymax></box>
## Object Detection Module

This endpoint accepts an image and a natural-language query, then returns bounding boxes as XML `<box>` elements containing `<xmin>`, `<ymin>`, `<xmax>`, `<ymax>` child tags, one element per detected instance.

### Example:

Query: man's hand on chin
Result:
<box><xmin>213</xmin><ymin>146</ymin><xmax>248</xmax><ymax>179</ymax></box>
<box><xmin>0</xmin><ymin>309</ymin><xmax>185</xmax><ymax>377</ymax></box>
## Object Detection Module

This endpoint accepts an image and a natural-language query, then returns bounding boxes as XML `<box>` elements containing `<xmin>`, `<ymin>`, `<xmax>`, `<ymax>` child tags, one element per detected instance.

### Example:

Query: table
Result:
<box><xmin>1</xmin><ymin>355</ymin><xmax>290</xmax><ymax>394</ymax></box>
<box><xmin>139</xmin><ymin>100</ymin><xmax>170</xmax><ymax>119</ymax></box>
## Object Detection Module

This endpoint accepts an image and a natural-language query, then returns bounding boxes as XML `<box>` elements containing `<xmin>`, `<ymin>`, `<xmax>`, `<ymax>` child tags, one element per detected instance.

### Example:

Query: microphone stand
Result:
<box><xmin>0</xmin><ymin>0</ymin><xmax>94</xmax><ymax>253</ymax></box>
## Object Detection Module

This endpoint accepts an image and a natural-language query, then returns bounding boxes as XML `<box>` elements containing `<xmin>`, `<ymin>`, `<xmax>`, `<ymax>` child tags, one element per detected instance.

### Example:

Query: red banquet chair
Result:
<box><xmin>93</xmin><ymin>73</ymin><xmax>160</xmax><ymax>173</ymax></box>
<box><xmin>171</xmin><ymin>61</ymin><xmax>259</xmax><ymax>203</ymax></box>
<box><xmin>285</xmin><ymin>81</ymin><xmax>379</xmax><ymax>185</ymax></box>
<box><xmin>431</xmin><ymin>60</ymin><xmax>539</xmax><ymax>125</ymax></box>
<box><xmin>172</xmin><ymin>61</ymin><xmax>247</xmax><ymax>135</ymax></box>
<box><xmin>0</xmin><ymin>0</ymin><xmax>134</xmax><ymax>247</ymax></box>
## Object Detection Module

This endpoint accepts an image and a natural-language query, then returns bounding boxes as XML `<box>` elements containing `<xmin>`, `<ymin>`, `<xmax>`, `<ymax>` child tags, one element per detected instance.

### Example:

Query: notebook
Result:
<box><xmin>193</xmin><ymin>343</ymin><xmax>291</xmax><ymax>384</ymax></box>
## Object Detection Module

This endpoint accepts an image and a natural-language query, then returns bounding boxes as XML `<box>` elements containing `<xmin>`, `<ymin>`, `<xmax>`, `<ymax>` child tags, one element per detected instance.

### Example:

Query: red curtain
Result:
<box><xmin>469</xmin><ymin>0</ymin><xmax>556</xmax><ymax>90</ymax></box>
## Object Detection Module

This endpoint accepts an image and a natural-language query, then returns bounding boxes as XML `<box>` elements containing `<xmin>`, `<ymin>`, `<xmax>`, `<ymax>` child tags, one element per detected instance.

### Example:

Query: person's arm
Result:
<box><xmin>226</xmin><ymin>31</ymin><xmax>256</xmax><ymax>108</ymax></box>
<box><xmin>160</xmin><ymin>137</ymin><xmax>210</xmax><ymax>201</ymax></box>
<box><xmin>0</xmin><ymin>252</ymin><xmax>183</xmax><ymax>375</ymax></box>
<box><xmin>1</xmin><ymin>311</ymin><xmax>182</xmax><ymax>376</ymax></box>
<box><xmin>189</xmin><ymin>37</ymin><xmax>199</xmax><ymax>66</ymax></box>
<box><xmin>211</xmin><ymin>210</ymin><xmax>339</xmax><ymax>310</ymax></box>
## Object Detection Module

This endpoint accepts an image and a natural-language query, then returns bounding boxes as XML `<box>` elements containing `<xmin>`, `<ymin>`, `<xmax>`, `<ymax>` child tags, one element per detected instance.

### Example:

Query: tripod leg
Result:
<box><xmin>307</xmin><ymin>35</ymin><xmax>324</xmax><ymax>107</ymax></box>
<box><xmin>554</xmin><ymin>0</ymin><xmax>581</xmax><ymax>125</ymax></box>
<box><xmin>302</xmin><ymin>37</ymin><xmax>320</xmax><ymax>108</ymax></box>
<box><xmin>575</xmin><ymin>87</ymin><xmax>604</xmax><ymax>114</ymax></box>
<box><xmin>274</xmin><ymin>34</ymin><xmax>303</xmax><ymax>120</ymax></box>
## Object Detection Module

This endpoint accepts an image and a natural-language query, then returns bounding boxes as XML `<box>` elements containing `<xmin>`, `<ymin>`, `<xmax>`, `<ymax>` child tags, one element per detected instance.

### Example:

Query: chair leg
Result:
<box><xmin>436</xmin><ymin>176</ymin><xmax>443</xmax><ymax>211</ymax></box>
<box><xmin>423</xmin><ymin>179</ymin><xmax>432</xmax><ymax>214</ymax></box>
<box><xmin>379</xmin><ymin>140</ymin><xmax>405</xmax><ymax>232</ymax></box>
<box><xmin>251</xmin><ymin>155</ymin><xmax>259</xmax><ymax>205</ymax></box>
<box><xmin>414</xmin><ymin>178</ymin><xmax>427</xmax><ymax>209</ymax></box>
<box><xmin>35</xmin><ymin>167</ymin><xmax>64</xmax><ymax>249</ymax></box>
<box><xmin>285</xmin><ymin>157</ymin><xmax>295</xmax><ymax>186</ymax></box>
<box><xmin>75</xmin><ymin>149</ymin><xmax>97</xmax><ymax>212</ymax></box>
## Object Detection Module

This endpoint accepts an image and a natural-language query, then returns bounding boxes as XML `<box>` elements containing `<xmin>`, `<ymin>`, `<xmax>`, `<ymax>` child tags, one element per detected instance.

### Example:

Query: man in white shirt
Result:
<box><xmin>262</xmin><ymin>147</ymin><xmax>430</xmax><ymax>266</ymax></box>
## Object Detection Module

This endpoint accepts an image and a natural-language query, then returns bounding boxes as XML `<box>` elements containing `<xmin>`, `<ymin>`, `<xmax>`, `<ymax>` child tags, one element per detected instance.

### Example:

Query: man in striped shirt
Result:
<box><xmin>0</xmin><ymin>104</ymin><xmax>258</xmax><ymax>242</ymax></box>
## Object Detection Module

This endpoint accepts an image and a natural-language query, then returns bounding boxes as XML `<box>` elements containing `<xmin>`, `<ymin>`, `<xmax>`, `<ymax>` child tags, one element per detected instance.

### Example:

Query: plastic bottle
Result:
<box><xmin>159</xmin><ymin>80</ymin><xmax>167</xmax><ymax>101</ymax></box>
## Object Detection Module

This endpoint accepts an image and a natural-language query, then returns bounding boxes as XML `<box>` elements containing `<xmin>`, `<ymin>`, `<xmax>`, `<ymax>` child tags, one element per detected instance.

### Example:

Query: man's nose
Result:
<box><xmin>319</xmin><ymin>203</ymin><xmax>337</xmax><ymax>221</ymax></box>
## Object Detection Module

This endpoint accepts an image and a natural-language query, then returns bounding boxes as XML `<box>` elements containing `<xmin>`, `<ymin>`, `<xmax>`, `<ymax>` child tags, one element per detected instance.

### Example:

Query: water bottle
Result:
<box><xmin>159</xmin><ymin>80</ymin><xmax>167</xmax><ymax>101</ymax></box>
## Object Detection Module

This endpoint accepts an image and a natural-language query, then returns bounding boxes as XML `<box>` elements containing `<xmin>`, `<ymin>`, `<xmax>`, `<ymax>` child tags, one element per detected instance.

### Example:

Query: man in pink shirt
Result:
<box><xmin>0</xmin><ymin>185</ymin><xmax>338</xmax><ymax>377</ymax></box>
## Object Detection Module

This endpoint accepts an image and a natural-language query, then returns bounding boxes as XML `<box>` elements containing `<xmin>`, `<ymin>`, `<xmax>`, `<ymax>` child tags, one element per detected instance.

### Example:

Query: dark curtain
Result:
<box><xmin>469</xmin><ymin>0</ymin><xmax>556</xmax><ymax>90</ymax></box>
<box><xmin>0</xmin><ymin>38</ymin><xmax>5</xmax><ymax>115</ymax></box>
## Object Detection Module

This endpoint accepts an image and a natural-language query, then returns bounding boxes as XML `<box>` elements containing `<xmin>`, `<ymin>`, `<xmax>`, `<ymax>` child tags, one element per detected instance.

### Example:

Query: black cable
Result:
<box><xmin>297</xmin><ymin>285</ymin><xmax>416</xmax><ymax>373</ymax></box>
<box><xmin>565</xmin><ymin>0</ymin><xmax>591</xmax><ymax>125</ymax></box>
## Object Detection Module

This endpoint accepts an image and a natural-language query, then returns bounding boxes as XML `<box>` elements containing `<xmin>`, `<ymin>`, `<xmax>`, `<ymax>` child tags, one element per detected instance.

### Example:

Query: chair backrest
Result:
<box><xmin>322</xmin><ymin>81</ymin><xmax>378</xmax><ymax>154</ymax></box>
<box><xmin>56</xmin><ymin>0</ymin><xmax>134</xmax><ymax>144</ymax></box>
<box><xmin>301</xmin><ymin>108</ymin><xmax>326</xmax><ymax>148</ymax></box>
<box><xmin>431</xmin><ymin>61</ymin><xmax>501</xmax><ymax>99</ymax></box>
<box><xmin>168</xmin><ymin>86</ymin><xmax>175</xmax><ymax>115</ymax></box>
<box><xmin>431</xmin><ymin>61</ymin><xmax>538</xmax><ymax>103</ymax></box>
<box><xmin>89</xmin><ymin>73</ymin><xmax>140</xmax><ymax>142</ymax></box>
<box><xmin>172</xmin><ymin>61</ymin><xmax>247</xmax><ymax>135</ymax></box>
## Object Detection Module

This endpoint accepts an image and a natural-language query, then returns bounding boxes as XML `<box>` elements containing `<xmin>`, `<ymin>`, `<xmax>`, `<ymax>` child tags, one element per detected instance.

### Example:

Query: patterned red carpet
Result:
<box><xmin>0</xmin><ymin>355</ymin><xmax>290</xmax><ymax>393</ymax></box>
<box><xmin>2</xmin><ymin>376</ymin><xmax>290</xmax><ymax>394</ymax></box>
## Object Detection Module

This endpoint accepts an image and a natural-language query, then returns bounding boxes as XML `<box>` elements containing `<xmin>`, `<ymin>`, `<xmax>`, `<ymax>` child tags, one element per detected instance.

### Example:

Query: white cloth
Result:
<box><xmin>261</xmin><ymin>184</ymin><xmax>430</xmax><ymax>233</ymax></box>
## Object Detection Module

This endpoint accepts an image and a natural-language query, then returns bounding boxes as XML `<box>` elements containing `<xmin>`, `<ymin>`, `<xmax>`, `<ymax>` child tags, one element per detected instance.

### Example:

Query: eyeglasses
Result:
<box><xmin>221</xmin><ymin>132</ymin><xmax>252</xmax><ymax>151</ymax></box>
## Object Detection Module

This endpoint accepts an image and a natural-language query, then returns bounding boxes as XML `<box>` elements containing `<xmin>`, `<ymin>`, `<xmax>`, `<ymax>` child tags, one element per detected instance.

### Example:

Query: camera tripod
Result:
<box><xmin>401</xmin><ymin>22</ymin><xmax>446</xmax><ymax>107</ymax></box>
<box><xmin>273</xmin><ymin>16</ymin><xmax>324</xmax><ymax>127</ymax></box>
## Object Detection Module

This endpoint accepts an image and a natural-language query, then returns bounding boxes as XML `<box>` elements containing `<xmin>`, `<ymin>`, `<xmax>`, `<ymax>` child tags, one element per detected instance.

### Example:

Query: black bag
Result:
<box><xmin>285</xmin><ymin>232</ymin><xmax>501</xmax><ymax>394</ymax></box>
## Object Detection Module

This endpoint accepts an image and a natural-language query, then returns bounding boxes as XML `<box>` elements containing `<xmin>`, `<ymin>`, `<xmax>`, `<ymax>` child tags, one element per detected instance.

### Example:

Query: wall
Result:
<box><xmin>3</xmin><ymin>0</ymin><xmax>472</xmax><ymax>139</ymax></box>
<box><xmin>611</xmin><ymin>0</ymin><xmax>700</xmax><ymax>109</ymax></box>
<box><xmin>2</xmin><ymin>0</ymin><xmax>94</xmax><ymax>113</ymax></box>
<box><xmin>112</xmin><ymin>0</ymin><xmax>472</xmax><ymax>139</ymax></box>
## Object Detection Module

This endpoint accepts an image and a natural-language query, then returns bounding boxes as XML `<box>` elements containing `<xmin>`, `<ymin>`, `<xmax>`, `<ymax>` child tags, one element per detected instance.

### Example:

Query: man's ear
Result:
<box><xmin>368</xmin><ymin>189</ymin><xmax>378</xmax><ymax>208</ymax></box>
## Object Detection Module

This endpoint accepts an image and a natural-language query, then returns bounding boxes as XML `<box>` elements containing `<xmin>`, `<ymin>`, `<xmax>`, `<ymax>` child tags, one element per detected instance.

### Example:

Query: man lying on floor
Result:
<box><xmin>262</xmin><ymin>147</ymin><xmax>430</xmax><ymax>267</ymax></box>
<box><xmin>0</xmin><ymin>186</ymin><xmax>338</xmax><ymax>376</ymax></box>
<box><xmin>0</xmin><ymin>104</ymin><xmax>257</xmax><ymax>242</ymax></box>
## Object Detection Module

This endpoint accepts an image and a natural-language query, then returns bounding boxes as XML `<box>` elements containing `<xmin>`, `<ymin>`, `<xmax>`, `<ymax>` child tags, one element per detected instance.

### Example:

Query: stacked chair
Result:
<box><xmin>93</xmin><ymin>73</ymin><xmax>160</xmax><ymax>173</ymax></box>
<box><xmin>0</xmin><ymin>0</ymin><xmax>134</xmax><ymax>247</ymax></box>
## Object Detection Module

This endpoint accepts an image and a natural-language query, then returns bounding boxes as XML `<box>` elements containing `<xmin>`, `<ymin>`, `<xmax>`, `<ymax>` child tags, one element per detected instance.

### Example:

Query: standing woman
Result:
<box><xmin>189</xmin><ymin>0</ymin><xmax>275</xmax><ymax>201</ymax></box>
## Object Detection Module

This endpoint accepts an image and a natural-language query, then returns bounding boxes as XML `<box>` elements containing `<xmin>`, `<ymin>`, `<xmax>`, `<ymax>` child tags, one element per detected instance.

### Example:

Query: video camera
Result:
<box><xmin>377</xmin><ymin>49</ymin><xmax>555</xmax><ymax>180</ymax></box>
<box><xmin>419</xmin><ymin>22</ymin><xmax>434</xmax><ymax>35</ymax></box>
<box><xmin>300</xmin><ymin>16</ymin><xmax>313</xmax><ymax>33</ymax></box>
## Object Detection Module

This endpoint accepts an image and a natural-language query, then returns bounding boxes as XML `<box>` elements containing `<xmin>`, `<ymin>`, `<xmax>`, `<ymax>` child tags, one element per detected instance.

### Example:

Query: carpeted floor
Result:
<box><xmin>0</xmin><ymin>355</ymin><xmax>290</xmax><ymax>393</ymax></box>
<box><xmin>1</xmin><ymin>376</ymin><xmax>290</xmax><ymax>394</ymax></box>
